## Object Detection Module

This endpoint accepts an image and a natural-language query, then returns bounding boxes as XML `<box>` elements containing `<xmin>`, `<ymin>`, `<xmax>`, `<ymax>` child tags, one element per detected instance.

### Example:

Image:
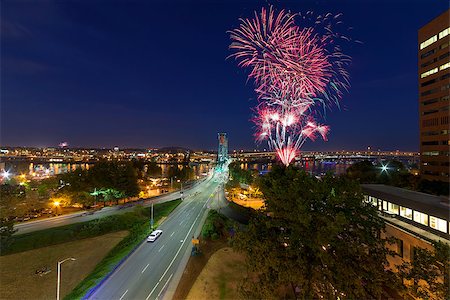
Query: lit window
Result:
<box><xmin>439</xmin><ymin>27</ymin><xmax>450</xmax><ymax>39</ymax></box>
<box><xmin>430</xmin><ymin>216</ymin><xmax>447</xmax><ymax>233</ymax></box>
<box><xmin>382</xmin><ymin>200</ymin><xmax>388</xmax><ymax>211</ymax></box>
<box><xmin>399</xmin><ymin>206</ymin><xmax>412</xmax><ymax>220</ymax></box>
<box><xmin>369</xmin><ymin>196</ymin><xmax>378</xmax><ymax>207</ymax></box>
<box><xmin>413</xmin><ymin>211</ymin><xmax>428</xmax><ymax>226</ymax></box>
<box><xmin>387</xmin><ymin>203</ymin><xmax>399</xmax><ymax>215</ymax></box>
<box><xmin>420</xmin><ymin>35</ymin><xmax>437</xmax><ymax>50</ymax></box>
<box><xmin>421</xmin><ymin>67</ymin><xmax>438</xmax><ymax>78</ymax></box>
<box><xmin>439</xmin><ymin>62</ymin><xmax>450</xmax><ymax>71</ymax></box>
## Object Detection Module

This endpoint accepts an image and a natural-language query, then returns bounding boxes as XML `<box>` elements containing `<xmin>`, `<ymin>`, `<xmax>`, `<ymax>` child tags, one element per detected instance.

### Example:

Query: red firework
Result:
<box><xmin>229</xmin><ymin>6</ymin><xmax>351</xmax><ymax>166</ymax></box>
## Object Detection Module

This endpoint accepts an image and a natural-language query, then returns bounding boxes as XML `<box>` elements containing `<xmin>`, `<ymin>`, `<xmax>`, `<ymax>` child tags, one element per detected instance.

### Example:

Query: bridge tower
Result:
<box><xmin>217</xmin><ymin>133</ymin><xmax>228</xmax><ymax>166</ymax></box>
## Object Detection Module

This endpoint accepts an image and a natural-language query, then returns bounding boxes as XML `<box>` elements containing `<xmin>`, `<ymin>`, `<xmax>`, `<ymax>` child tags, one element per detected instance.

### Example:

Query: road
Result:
<box><xmin>13</xmin><ymin>179</ymin><xmax>207</xmax><ymax>235</ymax></box>
<box><xmin>88</xmin><ymin>171</ymin><xmax>226</xmax><ymax>300</ymax></box>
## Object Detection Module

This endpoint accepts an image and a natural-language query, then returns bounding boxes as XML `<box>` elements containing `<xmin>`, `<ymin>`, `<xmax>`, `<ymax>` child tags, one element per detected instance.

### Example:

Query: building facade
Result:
<box><xmin>418</xmin><ymin>9</ymin><xmax>450</xmax><ymax>182</ymax></box>
<box><xmin>361</xmin><ymin>184</ymin><xmax>449</xmax><ymax>297</ymax></box>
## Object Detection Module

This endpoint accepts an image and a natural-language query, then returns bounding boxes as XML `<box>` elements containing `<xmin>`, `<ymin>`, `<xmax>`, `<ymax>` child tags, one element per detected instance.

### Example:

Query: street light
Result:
<box><xmin>57</xmin><ymin>257</ymin><xmax>76</xmax><ymax>300</ymax></box>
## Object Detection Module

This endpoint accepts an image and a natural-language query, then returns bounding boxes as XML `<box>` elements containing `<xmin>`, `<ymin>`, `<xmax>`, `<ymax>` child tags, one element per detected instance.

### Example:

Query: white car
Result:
<box><xmin>147</xmin><ymin>230</ymin><xmax>163</xmax><ymax>242</ymax></box>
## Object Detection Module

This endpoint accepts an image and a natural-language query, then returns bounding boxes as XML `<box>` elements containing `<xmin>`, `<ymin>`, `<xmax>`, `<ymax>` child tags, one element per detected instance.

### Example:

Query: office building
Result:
<box><xmin>418</xmin><ymin>9</ymin><xmax>450</xmax><ymax>182</ymax></box>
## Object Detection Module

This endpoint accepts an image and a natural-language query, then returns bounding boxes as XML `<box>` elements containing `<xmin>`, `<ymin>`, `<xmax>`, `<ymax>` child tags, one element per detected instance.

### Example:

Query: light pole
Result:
<box><xmin>57</xmin><ymin>257</ymin><xmax>76</xmax><ymax>300</ymax></box>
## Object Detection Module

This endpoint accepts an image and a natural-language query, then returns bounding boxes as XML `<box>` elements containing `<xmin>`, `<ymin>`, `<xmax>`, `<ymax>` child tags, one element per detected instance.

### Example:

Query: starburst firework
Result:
<box><xmin>229</xmin><ymin>6</ymin><xmax>353</xmax><ymax>165</ymax></box>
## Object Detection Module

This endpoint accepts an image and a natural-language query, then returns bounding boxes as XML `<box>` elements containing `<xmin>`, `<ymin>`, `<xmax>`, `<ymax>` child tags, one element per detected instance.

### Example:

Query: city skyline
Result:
<box><xmin>2</xmin><ymin>1</ymin><xmax>448</xmax><ymax>151</ymax></box>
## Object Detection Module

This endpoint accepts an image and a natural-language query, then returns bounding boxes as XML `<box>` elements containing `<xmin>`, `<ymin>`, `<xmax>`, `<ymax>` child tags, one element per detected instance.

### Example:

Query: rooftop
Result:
<box><xmin>361</xmin><ymin>184</ymin><xmax>449</xmax><ymax>221</ymax></box>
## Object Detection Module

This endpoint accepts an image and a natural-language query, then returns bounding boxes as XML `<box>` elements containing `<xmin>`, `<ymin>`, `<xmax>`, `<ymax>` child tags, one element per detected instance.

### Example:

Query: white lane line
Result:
<box><xmin>141</xmin><ymin>264</ymin><xmax>149</xmax><ymax>273</ymax></box>
<box><xmin>145</xmin><ymin>190</ymin><xmax>214</xmax><ymax>300</ymax></box>
<box><xmin>119</xmin><ymin>289</ymin><xmax>128</xmax><ymax>300</ymax></box>
<box><xmin>179</xmin><ymin>220</ymin><xmax>184</xmax><ymax>225</ymax></box>
<box><xmin>157</xmin><ymin>273</ymin><xmax>174</xmax><ymax>298</ymax></box>
<box><xmin>158</xmin><ymin>245</ymin><xmax>165</xmax><ymax>252</ymax></box>
<box><xmin>170</xmin><ymin>232</ymin><xmax>175</xmax><ymax>237</ymax></box>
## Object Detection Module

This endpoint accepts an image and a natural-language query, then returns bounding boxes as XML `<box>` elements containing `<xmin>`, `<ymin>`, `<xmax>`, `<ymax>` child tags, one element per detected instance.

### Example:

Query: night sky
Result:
<box><xmin>1</xmin><ymin>0</ymin><xmax>448</xmax><ymax>151</ymax></box>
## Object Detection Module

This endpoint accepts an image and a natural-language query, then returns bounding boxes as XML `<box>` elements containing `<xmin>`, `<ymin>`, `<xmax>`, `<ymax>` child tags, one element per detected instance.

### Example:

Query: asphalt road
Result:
<box><xmin>13</xmin><ymin>179</ymin><xmax>207</xmax><ymax>235</ymax></box>
<box><xmin>88</xmin><ymin>172</ymin><xmax>224</xmax><ymax>300</ymax></box>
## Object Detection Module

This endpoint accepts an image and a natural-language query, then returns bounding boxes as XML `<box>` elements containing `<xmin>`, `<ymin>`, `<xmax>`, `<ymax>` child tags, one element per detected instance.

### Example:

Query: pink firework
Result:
<box><xmin>229</xmin><ymin>6</ymin><xmax>352</xmax><ymax>166</ymax></box>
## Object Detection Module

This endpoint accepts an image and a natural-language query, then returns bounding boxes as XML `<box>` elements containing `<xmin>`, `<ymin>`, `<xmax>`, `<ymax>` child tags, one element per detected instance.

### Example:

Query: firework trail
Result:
<box><xmin>229</xmin><ymin>6</ymin><xmax>352</xmax><ymax>165</ymax></box>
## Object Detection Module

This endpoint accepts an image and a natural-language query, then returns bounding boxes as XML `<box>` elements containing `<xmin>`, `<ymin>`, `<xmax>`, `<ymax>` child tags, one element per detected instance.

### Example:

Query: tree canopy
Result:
<box><xmin>234</xmin><ymin>165</ymin><xmax>397</xmax><ymax>299</ymax></box>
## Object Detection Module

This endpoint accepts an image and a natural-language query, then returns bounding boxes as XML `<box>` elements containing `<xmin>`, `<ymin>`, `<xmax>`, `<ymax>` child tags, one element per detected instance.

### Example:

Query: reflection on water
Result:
<box><xmin>240</xmin><ymin>160</ymin><xmax>350</xmax><ymax>176</ymax></box>
<box><xmin>5</xmin><ymin>162</ymin><xmax>211</xmax><ymax>178</ymax></box>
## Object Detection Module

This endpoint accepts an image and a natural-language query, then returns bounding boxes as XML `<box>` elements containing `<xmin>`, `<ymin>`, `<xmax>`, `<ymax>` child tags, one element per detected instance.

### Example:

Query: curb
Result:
<box><xmin>81</xmin><ymin>199</ymin><xmax>182</xmax><ymax>300</ymax></box>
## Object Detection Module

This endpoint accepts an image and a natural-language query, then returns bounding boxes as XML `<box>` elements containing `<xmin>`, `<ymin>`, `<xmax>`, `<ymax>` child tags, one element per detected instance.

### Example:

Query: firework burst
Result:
<box><xmin>229</xmin><ymin>6</ymin><xmax>353</xmax><ymax>165</ymax></box>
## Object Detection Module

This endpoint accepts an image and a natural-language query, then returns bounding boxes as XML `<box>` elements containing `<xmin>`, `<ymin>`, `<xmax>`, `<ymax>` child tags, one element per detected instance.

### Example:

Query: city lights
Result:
<box><xmin>1</xmin><ymin>170</ymin><xmax>11</xmax><ymax>179</ymax></box>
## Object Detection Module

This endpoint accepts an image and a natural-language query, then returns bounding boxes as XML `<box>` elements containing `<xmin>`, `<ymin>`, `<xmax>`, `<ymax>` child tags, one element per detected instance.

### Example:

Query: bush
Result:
<box><xmin>201</xmin><ymin>210</ymin><xmax>236</xmax><ymax>240</ymax></box>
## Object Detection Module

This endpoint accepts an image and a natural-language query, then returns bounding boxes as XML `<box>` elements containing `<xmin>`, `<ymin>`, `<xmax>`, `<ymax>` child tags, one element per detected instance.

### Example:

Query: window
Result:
<box><xmin>382</xmin><ymin>200</ymin><xmax>388</xmax><ymax>211</ymax></box>
<box><xmin>439</xmin><ymin>27</ymin><xmax>450</xmax><ymax>39</ymax></box>
<box><xmin>368</xmin><ymin>196</ymin><xmax>378</xmax><ymax>207</ymax></box>
<box><xmin>441</xmin><ymin>42</ymin><xmax>450</xmax><ymax>49</ymax></box>
<box><xmin>422</xmin><ymin>98</ymin><xmax>439</xmax><ymax>106</ymax></box>
<box><xmin>440</xmin><ymin>62</ymin><xmax>450</xmax><ymax>71</ymax></box>
<box><xmin>422</xmin><ymin>130</ymin><xmax>440</xmax><ymax>136</ymax></box>
<box><xmin>421</xmin><ymin>79</ymin><xmax>437</xmax><ymax>87</ymax></box>
<box><xmin>394</xmin><ymin>238</ymin><xmax>404</xmax><ymax>258</ymax></box>
<box><xmin>387</xmin><ymin>203</ymin><xmax>399</xmax><ymax>215</ymax></box>
<box><xmin>421</xmin><ymin>57</ymin><xmax>437</xmax><ymax>68</ymax></box>
<box><xmin>399</xmin><ymin>206</ymin><xmax>412</xmax><ymax>220</ymax></box>
<box><xmin>422</xmin><ymin>141</ymin><xmax>439</xmax><ymax>145</ymax></box>
<box><xmin>413</xmin><ymin>211</ymin><xmax>428</xmax><ymax>226</ymax></box>
<box><xmin>430</xmin><ymin>216</ymin><xmax>448</xmax><ymax>233</ymax></box>
<box><xmin>441</xmin><ymin>73</ymin><xmax>450</xmax><ymax>80</ymax></box>
<box><xmin>422</xmin><ymin>109</ymin><xmax>439</xmax><ymax>116</ymax></box>
<box><xmin>422</xmin><ymin>151</ymin><xmax>439</xmax><ymax>156</ymax></box>
<box><xmin>422</xmin><ymin>118</ymin><xmax>438</xmax><ymax>127</ymax></box>
<box><xmin>410</xmin><ymin>246</ymin><xmax>417</xmax><ymax>262</ymax></box>
<box><xmin>421</xmin><ymin>88</ymin><xmax>439</xmax><ymax>96</ymax></box>
<box><xmin>420</xmin><ymin>35</ymin><xmax>437</xmax><ymax>50</ymax></box>
<box><xmin>439</xmin><ymin>52</ymin><xmax>450</xmax><ymax>60</ymax></box>
<box><xmin>421</xmin><ymin>67</ymin><xmax>438</xmax><ymax>78</ymax></box>
<box><xmin>421</xmin><ymin>49</ymin><xmax>435</xmax><ymax>58</ymax></box>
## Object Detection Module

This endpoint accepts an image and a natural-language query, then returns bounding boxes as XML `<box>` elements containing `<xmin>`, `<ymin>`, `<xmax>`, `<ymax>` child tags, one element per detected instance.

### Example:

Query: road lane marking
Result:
<box><xmin>170</xmin><ymin>232</ymin><xmax>174</xmax><ymax>237</ymax></box>
<box><xmin>156</xmin><ymin>273</ymin><xmax>173</xmax><ymax>299</ymax></box>
<box><xmin>158</xmin><ymin>245</ymin><xmax>165</xmax><ymax>252</ymax></box>
<box><xmin>119</xmin><ymin>289</ymin><xmax>128</xmax><ymax>300</ymax></box>
<box><xmin>145</xmin><ymin>189</ymin><xmax>215</xmax><ymax>300</ymax></box>
<box><xmin>142</xmin><ymin>264</ymin><xmax>149</xmax><ymax>273</ymax></box>
<box><xmin>179</xmin><ymin>220</ymin><xmax>184</xmax><ymax>225</ymax></box>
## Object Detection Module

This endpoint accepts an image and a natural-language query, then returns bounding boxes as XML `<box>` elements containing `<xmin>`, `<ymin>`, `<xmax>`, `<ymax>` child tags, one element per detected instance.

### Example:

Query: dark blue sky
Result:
<box><xmin>1</xmin><ymin>0</ymin><xmax>448</xmax><ymax>151</ymax></box>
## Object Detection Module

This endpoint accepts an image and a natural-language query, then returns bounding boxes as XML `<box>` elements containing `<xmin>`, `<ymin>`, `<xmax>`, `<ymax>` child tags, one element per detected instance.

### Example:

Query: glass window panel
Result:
<box><xmin>413</xmin><ymin>211</ymin><xmax>428</xmax><ymax>226</ymax></box>
<box><xmin>387</xmin><ymin>203</ymin><xmax>399</xmax><ymax>215</ymax></box>
<box><xmin>430</xmin><ymin>216</ymin><xmax>448</xmax><ymax>233</ymax></box>
<box><xmin>400</xmin><ymin>206</ymin><xmax>412</xmax><ymax>220</ymax></box>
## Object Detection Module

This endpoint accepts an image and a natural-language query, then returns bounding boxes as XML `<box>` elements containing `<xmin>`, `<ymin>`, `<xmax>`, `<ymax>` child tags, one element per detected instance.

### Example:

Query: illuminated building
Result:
<box><xmin>418</xmin><ymin>9</ymin><xmax>450</xmax><ymax>182</ymax></box>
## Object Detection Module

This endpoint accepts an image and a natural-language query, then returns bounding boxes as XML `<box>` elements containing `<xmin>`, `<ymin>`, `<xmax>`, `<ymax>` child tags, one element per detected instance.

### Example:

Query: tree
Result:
<box><xmin>234</xmin><ymin>165</ymin><xmax>397</xmax><ymax>299</ymax></box>
<box><xmin>398</xmin><ymin>241</ymin><xmax>450</xmax><ymax>299</ymax></box>
<box><xmin>146</xmin><ymin>162</ymin><xmax>162</xmax><ymax>177</ymax></box>
<box><xmin>228</xmin><ymin>162</ymin><xmax>254</xmax><ymax>185</ymax></box>
<box><xmin>345</xmin><ymin>160</ymin><xmax>377</xmax><ymax>183</ymax></box>
<box><xmin>0</xmin><ymin>218</ymin><xmax>17</xmax><ymax>252</ymax></box>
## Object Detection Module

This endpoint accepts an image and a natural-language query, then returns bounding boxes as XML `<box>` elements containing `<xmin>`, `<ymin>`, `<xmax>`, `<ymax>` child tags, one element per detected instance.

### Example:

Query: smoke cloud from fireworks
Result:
<box><xmin>229</xmin><ymin>6</ymin><xmax>352</xmax><ymax>165</ymax></box>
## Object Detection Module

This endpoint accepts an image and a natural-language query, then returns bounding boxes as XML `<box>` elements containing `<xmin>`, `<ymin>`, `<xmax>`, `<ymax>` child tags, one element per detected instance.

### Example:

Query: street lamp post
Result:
<box><xmin>57</xmin><ymin>257</ymin><xmax>76</xmax><ymax>300</ymax></box>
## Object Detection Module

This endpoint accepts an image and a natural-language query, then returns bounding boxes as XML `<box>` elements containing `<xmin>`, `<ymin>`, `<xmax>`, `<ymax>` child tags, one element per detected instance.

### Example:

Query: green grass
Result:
<box><xmin>64</xmin><ymin>199</ymin><xmax>181</xmax><ymax>300</ymax></box>
<box><xmin>2</xmin><ymin>200</ymin><xmax>181</xmax><ymax>257</ymax></box>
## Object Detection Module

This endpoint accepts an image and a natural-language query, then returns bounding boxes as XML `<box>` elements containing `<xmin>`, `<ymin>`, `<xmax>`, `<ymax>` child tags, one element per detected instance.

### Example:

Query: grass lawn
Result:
<box><xmin>186</xmin><ymin>247</ymin><xmax>246</xmax><ymax>300</ymax></box>
<box><xmin>65</xmin><ymin>199</ymin><xmax>181</xmax><ymax>299</ymax></box>
<box><xmin>0</xmin><ymin>231</ymin><xmax>128</xmax><ymax>300</ymax></box>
